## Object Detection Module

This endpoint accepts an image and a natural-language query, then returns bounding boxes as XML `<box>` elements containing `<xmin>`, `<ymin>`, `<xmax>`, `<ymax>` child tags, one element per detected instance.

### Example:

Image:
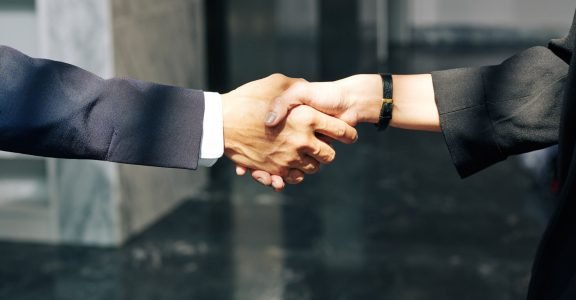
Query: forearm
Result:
<box><xmin>0</xmin><ymin>45</ymin><xmax>205</xmax><ymax>169</ymax></box>
<box><xmin>336</xmin><ymin>74</ymin><xmax>441</xmax><ymax>132</ymax></box>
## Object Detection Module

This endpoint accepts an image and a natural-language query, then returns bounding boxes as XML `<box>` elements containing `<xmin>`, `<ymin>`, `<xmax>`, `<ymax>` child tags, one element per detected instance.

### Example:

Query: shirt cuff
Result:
<box><xmin>198</xmin><ymin>92</ymin><xmax>224</xmax><ymax>167</ymax></box>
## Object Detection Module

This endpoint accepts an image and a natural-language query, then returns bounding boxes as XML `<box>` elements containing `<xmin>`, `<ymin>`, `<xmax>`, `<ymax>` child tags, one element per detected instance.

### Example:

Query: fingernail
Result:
<box><xmin>265</xmin><ymin>112</ymin><xmax>277</xmax><ymax>125</ymax></box>
<box><xmin>256</xmin><ymin>177</ymin><xmax>265</xmax><ymax>184</ymax></box>
<box><xmin>353</xmin><ymin>134</ymin><xmax>359</xmax><ymax>143</ymax></box>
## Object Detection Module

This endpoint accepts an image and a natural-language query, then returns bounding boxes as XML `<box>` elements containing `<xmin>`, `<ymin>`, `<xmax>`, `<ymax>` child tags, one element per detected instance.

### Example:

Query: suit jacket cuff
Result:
<box><xmin>432</xmin><ymin>67</ymin><xmax>506</xmax><ymax>178</ymax></box>
<box><xmin>431</xmin><ymin>46</ymin><xmax>569</xmax><ymax>178</ymax></box>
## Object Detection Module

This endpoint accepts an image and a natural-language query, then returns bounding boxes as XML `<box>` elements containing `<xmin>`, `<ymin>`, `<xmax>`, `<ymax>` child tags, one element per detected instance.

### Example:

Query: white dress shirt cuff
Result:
<box><xmin>198</xmin><ymin>92</ymin><xmax>224</xmax><ymax>167</ymax></box>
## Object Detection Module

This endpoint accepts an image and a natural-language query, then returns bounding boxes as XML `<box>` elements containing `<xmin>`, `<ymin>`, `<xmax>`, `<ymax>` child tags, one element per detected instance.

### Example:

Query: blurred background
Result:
<box><xmin>0</xmin><ymin>0</ymin><xmax>574</xmax><ymax>299</ymax></box>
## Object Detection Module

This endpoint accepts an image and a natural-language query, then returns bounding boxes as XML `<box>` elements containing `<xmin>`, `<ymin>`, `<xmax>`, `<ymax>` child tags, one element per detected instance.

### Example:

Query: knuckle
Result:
<box><xmin>287</xmin><ymin>170</ymin><xmax>305</xmax><ymax>184</ymax></box>
<box><xmin>270</xmin><ymin>73</ymin><xmax>294</xmax><ymax>90</ymax></box>
<box><xmin>312</xmin><ymin>146</ymin><xmax>322</xmax><ymax>157</ymax></box>
<box><xmin>335</xmin><ymin>126</ymin><xmax>346</xmax><ymax>138</ymax></box>
<box><xmin>290</xmin><ymin>78</ymin><xmax>308</xmax><ymax>89</ymax></box>
<box><xmin>290</xmin><ymin>135</ymin><xmax>310</xmax><ymax>149</ymax></box>
<box><xmin>291</xmin><ymin>81</ymin><xmax>307</xmax><ymax>92</ymax></box>
<box><xmin>314</xmin><ymin>118</ymin><xmax>327</xmax><ymax>131</ymax></box>
<box><xmin>307</xmin><ymin>164</ymin><xmax>320</xmax><ymax>174</ymax></box>
<box><xmin>289</xmin><ymin>106</ymin><xmax>316</xmax><ymax>125</ymax></box>
<box><xmin>269</xmin><ymin>73</ymin><xmax>286</xmax><ymax>81</ymax></box>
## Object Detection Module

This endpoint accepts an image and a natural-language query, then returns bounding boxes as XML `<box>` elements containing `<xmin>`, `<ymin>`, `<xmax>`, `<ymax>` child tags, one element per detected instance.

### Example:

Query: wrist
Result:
<box><xmin>336</xmin><ymin>74</ymin><xmax>383</xmax><ymax>124</ymax></box>
<box><xmin>389</xmin><ymin>74</ymin><xmax>440</xmax><ymax>132</ymax></box>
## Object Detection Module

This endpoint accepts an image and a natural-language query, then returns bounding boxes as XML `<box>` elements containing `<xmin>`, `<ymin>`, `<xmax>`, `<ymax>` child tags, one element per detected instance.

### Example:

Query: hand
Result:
<box><xmin>235</xmin><ymin>75</ymin><xmax>382</xmax><ymax>190</ymax></box>
<box><xmin>234</xmin><ymin>133</ymin><xmax>335</xmax><ymax>191</ymax></box>
<box><xmin>222</xmin><ymin>74</ymin><xmax>358</xmax><ymax>189</ymax></box>
<box><xmin>264</xmin><ymin>74</ymin><xmax>385</xmax><ymax>127</ymax></box>
<box><xmin>264</xmin><ymin>74</ymin><xmax>441</xmax><ymax>131</ymax></box>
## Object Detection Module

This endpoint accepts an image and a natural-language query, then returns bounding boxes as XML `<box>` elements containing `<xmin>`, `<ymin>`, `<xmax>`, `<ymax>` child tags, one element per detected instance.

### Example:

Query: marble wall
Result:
<box><xmin>111</xmin><ymin>0</ymin><xmax>208</xmax><ymax>240</ymax></box>
<box><xmin>0</xmin><ymin>0</ymin><xmax>37</xmax><ymax>56</ymax></box>
<box><xmin>56</xmin><ymin>160</ymin><xmax>122</xmax><ymax>244</ymax></box>
<box><xmin>112</xmin><ymin>0</ymin><xmax>206</xmax><ymax>87</ymax></box>
<box><xmin>0</xmin><ymin>0</ymin><xmax>207</xmax><ymax>246</ymax></box>
<box><xmin>37</xmin><ymin>0</ymin><xmax>114</xmax><ymax>77</ymax></box>
<box><xmin>36</xmin><ymin>0</ymin><xmax>121</xmax><ymax>245</ymax></box>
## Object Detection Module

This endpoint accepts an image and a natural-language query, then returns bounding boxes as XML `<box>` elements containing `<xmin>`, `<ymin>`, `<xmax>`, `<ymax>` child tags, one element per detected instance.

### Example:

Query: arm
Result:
<box><xmin>431</xmin><ymin>46</ymin><xmax>568</xmax><ymax>177</ymax></box>
<box><xmin>328</xmin><ymin>73</ymin><xmax>440</xmax><ymax>131</ymax></box>
<box><xmin>263</xmin><ymin>43</ymin><xmax>571</xmax><ymax>180</ymax></box>
<box><xmin>0</xmin><ymin>47</ymin><xmax>358</xmax><ymax>180</ymax></box>
<box><xmin>0</xmin><ymin>45</ymin><xmax>205</xmax><ymax>169</ymax></box>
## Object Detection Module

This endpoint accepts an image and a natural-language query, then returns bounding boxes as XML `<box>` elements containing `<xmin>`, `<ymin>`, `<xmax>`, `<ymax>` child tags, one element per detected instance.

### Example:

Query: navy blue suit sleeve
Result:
<box><xmin>0</xmin><ymin>45</ymin><xmax>205</xmax><ymax>169</ymax></box>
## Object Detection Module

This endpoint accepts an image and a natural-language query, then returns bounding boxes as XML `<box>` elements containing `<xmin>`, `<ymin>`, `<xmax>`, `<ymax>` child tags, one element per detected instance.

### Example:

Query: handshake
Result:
<box><xmin>220</xmin><ymin>73</ymin><xmax>439</xmax><ymax>191</ymax></box>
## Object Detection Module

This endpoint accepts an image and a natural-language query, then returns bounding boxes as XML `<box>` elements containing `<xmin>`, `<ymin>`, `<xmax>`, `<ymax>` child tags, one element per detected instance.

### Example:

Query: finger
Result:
<box><xmin>290</xmin><ymin>155</ymin><xmax>321</xmax><ymax>175</ymax></box>
<box><xmin>304</xmin><ymin>140</ymin><xmax>336</xmax><ymax>165</ymax></box>
<box><xmin>285</xmin><ymin>169</ymin><xmax>305</xmax><ymax>185</ymax></box>
<box><xmin>313</xmin><ymin>113</ymin><xmax>358</xmax><ymax>144</ymax></box>
<box><xmin>271</xmin><ymin>175</ymin><xmax>285</xmax><ymax>192</ymax></box>
<box><xmin>236</xmin><ymin>165</ymin><xmax>247</xmax><ymax>176</ymax></box>
<box><xmin>251</xmin><ymin>170</ymin><xmax>273</xmax><ymax>186</ymax></box>
<box><xmin>265</xmin><ymin>82</ymin><xmax>312</xmax><ymax>127</ymax></box>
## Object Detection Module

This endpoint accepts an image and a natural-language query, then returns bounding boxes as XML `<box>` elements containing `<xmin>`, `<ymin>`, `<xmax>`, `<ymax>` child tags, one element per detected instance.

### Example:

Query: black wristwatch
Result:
<box><xmin>376</xmin><ymin>73</ymin><xmax>393</xmax><ymax>131</ymax></box>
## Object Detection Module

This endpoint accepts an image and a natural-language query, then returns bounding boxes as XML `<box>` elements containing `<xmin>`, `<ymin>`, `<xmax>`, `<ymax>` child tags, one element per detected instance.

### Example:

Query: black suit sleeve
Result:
<box><xmin>431</xmin><ymin>17</ymin><xmax>575</xmax><ymax>178</ymax></box>
<box><xmin>0</xmin><ymin>45</ymin><xmax>205</xmax><ymax>169</ymax></box>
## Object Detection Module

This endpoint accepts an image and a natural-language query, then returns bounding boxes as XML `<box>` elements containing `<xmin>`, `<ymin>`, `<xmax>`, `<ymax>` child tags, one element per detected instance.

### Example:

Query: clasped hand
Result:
<box><xmin>222</xmin><ymin>74</ymin><xmax>360</xmax><ymax>190</ymax></box>
<box><xmin>227</xmin><ymin>73</ymin><xmax>440</xmax><ymax>190</ymax></box>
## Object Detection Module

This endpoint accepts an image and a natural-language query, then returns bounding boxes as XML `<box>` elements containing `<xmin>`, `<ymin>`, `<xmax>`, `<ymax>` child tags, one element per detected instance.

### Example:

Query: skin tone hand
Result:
<box><xmin>222</xmin><ymin>74</ymin><xmax>358</xmax><ymax>190</ymax></box>
<box><xmin>239</xmin><ymin>74</ymin><xmax>441</xmax><ymax>189</ymax></box>
<box><xmin>265</xmin><ymin>74</ymin><xmax>441</xmax><ymax>130</ymax></box>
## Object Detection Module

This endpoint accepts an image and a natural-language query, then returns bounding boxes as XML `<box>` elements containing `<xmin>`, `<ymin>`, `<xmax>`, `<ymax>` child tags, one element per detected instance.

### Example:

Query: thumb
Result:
<box><xmin>265</xmin><ymin>82</ymin><xmax>311</xmax><ymax>127</ymax></box>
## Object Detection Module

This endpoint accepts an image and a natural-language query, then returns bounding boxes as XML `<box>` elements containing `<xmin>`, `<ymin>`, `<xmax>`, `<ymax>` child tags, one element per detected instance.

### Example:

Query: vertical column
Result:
<box><xmin>376</xmin><ymin>0</ymin><xmax>388</xmax><ymax>62</ymax></box>
<box><xmin>318</xmin><ymin>0</ymin><xmax>359</xmax><ymax>80</ymax></box>
<box><xmin>275</xmin><ymin>0</ymin><xmax>319</xmax><ymax>79</ymax></box>
<box><xmin>36</xmin><ymin>0</ymin><xmax>114</xmax><ymax>77</ymax></box>
<box><xmin>36</xmin><ymin>0</ymin><xmax>122</xmax><ymax>245</ymax></box>
<box><xmin>388</xmin><ymin>0</ymin><xmax>411</xmax><ymax>46</ymax></box>
<box><xmin>36</xmin><ymin>0</ymin><xmax>209</xmax><ymax>245</ymax></box>
<box><xmin>227</xmin><ymin>0</ymin><xmax>277</xmax><ymax>86</ymax></box>
<box><xmin>111</xmin><ymin>0</ymin><xmax>208</xmax><ymax>240</ymax></box>
<box><xmin>205</xmin><ymin>0</ymin><xmax>230</xmax><ymax>92</ymax></box>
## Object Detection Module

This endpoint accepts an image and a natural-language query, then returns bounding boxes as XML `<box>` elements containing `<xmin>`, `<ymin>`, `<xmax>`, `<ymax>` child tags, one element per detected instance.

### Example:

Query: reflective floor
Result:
<box><xmin>0</xmin><ymin>45</ymin><xmax>550</xmax><ymax>300</ymax></box>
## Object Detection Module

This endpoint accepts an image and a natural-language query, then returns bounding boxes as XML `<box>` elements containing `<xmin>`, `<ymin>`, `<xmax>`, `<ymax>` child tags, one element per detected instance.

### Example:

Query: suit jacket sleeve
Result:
<box><xmin>431</xmin><ymin>15</ymin><xmax>575</xmax><ymax>178</ymax></box>
<box><xmin>0</xmin><ymin>45</ymin><xmax>205</xmax><ymax>169</ymax></box>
